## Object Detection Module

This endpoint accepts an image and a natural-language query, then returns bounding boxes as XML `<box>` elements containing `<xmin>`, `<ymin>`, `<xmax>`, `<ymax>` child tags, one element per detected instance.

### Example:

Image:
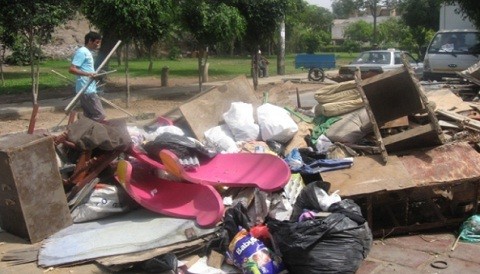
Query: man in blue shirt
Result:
<box><xmin>68</xmin><ymin>31</ymin><xmax>106</xmax><ymax>122</ymax></box>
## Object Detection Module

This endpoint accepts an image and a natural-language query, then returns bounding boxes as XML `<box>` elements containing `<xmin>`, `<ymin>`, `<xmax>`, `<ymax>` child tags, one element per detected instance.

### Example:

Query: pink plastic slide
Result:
<box><xmin>115</xmin><ymin>159</ymin><xmax>224</xmax><ymax>227</ymax></box>
<box><xmin>159</xmin><ymin>149</ymin><xmax>291</xmax><ymax>192</ymax></box>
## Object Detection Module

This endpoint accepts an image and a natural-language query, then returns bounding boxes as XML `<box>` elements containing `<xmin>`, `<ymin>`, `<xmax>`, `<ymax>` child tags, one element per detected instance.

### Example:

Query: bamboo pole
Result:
<box><xmin>64</xmin><ymin>40</ymin><xmax>122</xmax><ymax>114</ymax></box>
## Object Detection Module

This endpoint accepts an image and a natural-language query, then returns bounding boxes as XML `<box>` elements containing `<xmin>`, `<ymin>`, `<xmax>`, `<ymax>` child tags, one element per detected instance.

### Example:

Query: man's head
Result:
<box><xmin>84</xmin><ymin>31</ymin><xmax>102</xmax><ymax>50</ymax></box>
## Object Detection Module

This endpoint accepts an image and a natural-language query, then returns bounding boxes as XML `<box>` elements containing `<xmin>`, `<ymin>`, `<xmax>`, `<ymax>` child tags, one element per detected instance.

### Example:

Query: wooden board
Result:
<box><xmin>0</xmin><ymin>133</ymin><xmax>72</xmax><ymax>243</ymax></box>
<box><xmin>323</xmin><ymin>142</ymin><xmax>480</xmax><ymax>199</ymax></box>
<box><xmin>399</xmin><ymin>142</ymin><xmax>480</xmax><ymax>186</ymax></box>
<box><xmin>380</xmin><ymin>116</ymin><xmax>409</xmax><ymax>129</ymax></box>
<box><xmin>321</xmin><ymin>155</ymin><xmax>415</xmax><ymax>197</ymax></box>
<box><xmin>425</xmin><ymin>88</ymin><xmax>472</xmax><ymax>113</ymax></box>
<box><xmin>179</xmin><ymin>76</ymin><xmax>261</xmax><ymax>141</ymax></box>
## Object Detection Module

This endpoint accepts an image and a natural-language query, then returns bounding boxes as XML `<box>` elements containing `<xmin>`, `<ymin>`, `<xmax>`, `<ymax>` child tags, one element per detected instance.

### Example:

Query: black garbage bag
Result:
<box><xmin>205</xmin><ymin>203</ymin><xmax>252</xmax><ymax>256</ymax></box>
<box><xmin>290</xmin><ymin>180</ymin><xmax>331</xmax><ymax>221</ymax></box>
<box><xmin>267</xmin><ymin>199</ymin><xmax>372</xmax><ymax>274</ymax></box>
<box><xmin>143</xmin><ymin>132</ymin><xmax>216</xmax><ymax>162</ymax></box>
<box><xmin>140</xmin><ymin>253</ymin><xmax>178</xmax><ymax>273</ymax></box>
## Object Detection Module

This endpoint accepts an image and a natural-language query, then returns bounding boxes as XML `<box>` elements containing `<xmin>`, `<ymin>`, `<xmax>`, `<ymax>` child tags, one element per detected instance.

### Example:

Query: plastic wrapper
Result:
<box><xmin>227</xmin><ymin>229</ymin><xmax>285</xmax><ymax>274</ymax></box>
<box><xmin>460</xmin><ymin>214</ymin><xmax>480</xmax><ymax>243</ymax></box>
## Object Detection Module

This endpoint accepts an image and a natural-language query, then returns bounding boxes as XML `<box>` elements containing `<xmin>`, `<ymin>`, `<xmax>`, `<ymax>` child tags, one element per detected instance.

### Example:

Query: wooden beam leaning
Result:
<box><xmin>401</xmin><ymin>52</ymin><xmax>445</xmax><ymax>144</ymax></box>
<box><xmin>353</xmin><ymin>67</ymin><xmax>389</xmax><ymax>164</ymax></box>
<box><xmin>64</xmin><ymin>40</ymin><xmax>122</xmax><ymax>114</ymax></box>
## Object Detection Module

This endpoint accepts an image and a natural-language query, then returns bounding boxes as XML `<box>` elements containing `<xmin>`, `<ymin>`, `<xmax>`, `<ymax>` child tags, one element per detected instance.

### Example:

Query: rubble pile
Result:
<box><xmin>1</xmin><ymin>60</ymin><xmax>480</xmax><ymax>273</ymax></box>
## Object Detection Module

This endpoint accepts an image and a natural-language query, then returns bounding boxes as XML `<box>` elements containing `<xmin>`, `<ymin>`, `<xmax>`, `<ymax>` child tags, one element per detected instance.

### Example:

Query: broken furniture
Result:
<box><xmin>322</xmin><ymin>142</ymin><xmax>480</xmax><ymax>237</ymax></box>
<box><xmin>354</xmin><ymin>56</ymin><xmax>445</xmax><ymax>163</ymax></box>
<box><xmin>0</xmin><ymin>133</ymin><xmax>72</xmax><ymax>243</ymax></box>
<box><xmin>457</xmin><ymin>60</ymin><xmax>480</xmax><ymax>87</ymax></box>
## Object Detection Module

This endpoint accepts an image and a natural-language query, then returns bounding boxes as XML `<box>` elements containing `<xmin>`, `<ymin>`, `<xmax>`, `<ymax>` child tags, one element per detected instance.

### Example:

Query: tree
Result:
<box><xmin>230</xmin><ymin>0</ymin><xmax>289</xmax><ymax>89</ymax></box>
<box><xmin>332</xmin><ymin>0</ymin><xmax>362</xmax><ymax>19</ymax></box>
<box><xmin>0</xmin><ymin>0</ymin><xmax>77</xmax><ymax>104</ymax></box>
<box><xmin>377</xmin><ymin>17</ymin><xmax>415</xmax><ymax>51</ymax></box>
<box><xmin>0</xmin><ymin>24</ymin><xmax>5</xmax><ymax>87</ymax></box>
<box><xmin>285</xmin><ymin>1</ymin><xmax>333</xmax><ymax>53</ymax></box>
<box><xmin>81</xmin><ymin>0</ymin><xmax>176</xmax><ymax>106</ymax></box>
<box><xmin>299</xmin><ymin>4</ymin><xmax>334</xmax><ymax>31</ymax></box>
<box><xmin>180</xmin><ymin>0</ymin><xmax>246</xmax><ymax>91</ymax></box>
<box><xmin>333</xmin><ymin>0</ymin><xmax>400</xmax><ymax>44</ymax></box>
<box><xmin>398</xmin><ymin>0</ymin><xmax>442</xmax><ymax>56</ymax></box>
<box><xmin>343</xmin><ymin>20</ymin><xmax>374</xmax><ymax>43</ymax></box>
<box><xmin>444</xmin><ymin>0</ymin><xmax>480</xmax><ymax>29</ymax></box>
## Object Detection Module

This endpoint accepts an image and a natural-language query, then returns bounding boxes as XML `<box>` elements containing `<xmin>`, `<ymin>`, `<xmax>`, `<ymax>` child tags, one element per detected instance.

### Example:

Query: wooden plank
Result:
<box><xmin>361</xmin><ymin>67</ymin><xmax>423</xmax><ymax>125</ymax></box>
<box><xmin>457</xmin><ymin>61</ymin><xmax>480</xmax><ymax>86</ymax></box>
<box><xmin>382</xmin><ymin>124</ymin><xmax>435</xmax><ymax>146</ymax></box>
<box><xmin>354</xmin><ymin>69</ymin><xmax>388</xmax><ymax>163</ymax></box>
<box><xmin>436</xmin><ymin>109</ymin><xmax>480</xmax><ymax>131</ymax></box>
<box><xmin>399</xmin><ymin>142</ymin><xmax>480</xmax><ymax>186</ymax></box>
<box><xmin>425</xmin><ymin>88</ymin><xmax>472</xmax><ymax>113</ymax></box>
<box><xmin>380</xmin><ymin>116</ymin><xmax>409</xmax><ymax>129</ymax></box>
<box><xmin>178</xmin><ymin>76</ymin><xmax>261</xmax><ymax>141</ymax></box>
<box><xmin>321</xmin><ymin>155</ymin><xmax>415</xmax><ymax>197</ymax></box>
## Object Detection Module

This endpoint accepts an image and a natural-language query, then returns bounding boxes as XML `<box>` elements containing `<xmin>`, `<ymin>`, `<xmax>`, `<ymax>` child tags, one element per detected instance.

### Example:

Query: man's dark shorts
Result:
<box><xmin>80</xmin><ymin>93</ymin><xmax>106</xmax><ymax>122</ymax></box>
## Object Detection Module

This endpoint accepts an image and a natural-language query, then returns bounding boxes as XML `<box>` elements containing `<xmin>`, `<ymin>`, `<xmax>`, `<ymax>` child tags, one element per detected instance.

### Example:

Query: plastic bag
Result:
<box><xmin>257</xmin><ymin>103</ymin><xmax>298</xmax><ymax>143</ymax></box>
<box><xmin>223</xmin><ymin>102</ymin><xmax>260</xmax><ymax>142</ymax></box>
<box><xmin>71</xmin><ymin>184</ymin><xmax>132</xmax><ymax>223</ymax></box>
<box><xmin>459</xmin><ymin>214</ymin><xmax>480</xmax><ymax>243</ymax></box>
<box><xmin>315</xmin><ymin>134</ymin><xmax>334</xmax><ymax>154</ymax></box>
<box><xmin>227</xmin><ymin>229</ymin><xmax>285</xmax><ymax>274</ymax></box>
<box><xmin>204</xmin><ymin>124</ymin><xmax>239</xmax><ymax>153</ymax></box>
<box><xmin>314</xmin><ymin>187</ymin><xmax>341</xmax><ymax>211</ymax></box>
<box><xmin>290</xmin><ymin>180</ymin><xmax>332</xmax><ymax>221</ymax></box>
<box><xmin>267</xmin><ymin>199</ymin><xmax>372</xmax><ymax>274</ymax></box>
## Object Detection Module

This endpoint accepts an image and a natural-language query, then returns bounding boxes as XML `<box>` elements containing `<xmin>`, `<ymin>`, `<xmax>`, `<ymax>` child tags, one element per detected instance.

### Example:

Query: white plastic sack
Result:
<box><xmin>127</xmin><ymin>126</ymin><xmax>145</xmax><ymax>146</ymax></box>
<box><xmin>71</xmin><ymin>184</ymin><xmax>132</xmax><ymax>223</ymax></box>
<box><xmin>314</xmin><ymin>188</ymin><xmax>341</xmax><ymax>211</ymax></box>
<box><xmin>315</xmin><ymin>134</ymin><xmax>334</xmax><ymax>154</ymax></box>
<box><xmin>223</xmin><ymin>102</ymin><xmax>259</xmax><ymax>142</ymax></box>
<box><xmin>257</xmin><ymin>103</ymin><xmax>298</xmax><ymax>143</ymax></box>
<box><xmin>204</xmin><ymin>124</ymin><xmax>239</xmax><ymax>153</ymax></box>
<box><xmin>144</xmin><ymin>125</ymin><xmax>185</xmax><ymax>142</ymax></box>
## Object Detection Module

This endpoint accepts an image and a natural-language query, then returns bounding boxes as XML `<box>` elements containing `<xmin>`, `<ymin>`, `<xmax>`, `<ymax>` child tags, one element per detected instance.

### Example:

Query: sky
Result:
<box><xmin>306</xmin><ymin>0</ymin><xmax>333</xmax><ymax>11</ymax></box>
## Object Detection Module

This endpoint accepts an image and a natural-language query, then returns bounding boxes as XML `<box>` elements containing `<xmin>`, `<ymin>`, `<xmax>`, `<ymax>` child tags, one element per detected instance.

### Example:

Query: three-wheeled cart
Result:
<box><xmin>294</xmin><ymin>53</ymin><xmax>336</xmax><ymax>81</ymax></box>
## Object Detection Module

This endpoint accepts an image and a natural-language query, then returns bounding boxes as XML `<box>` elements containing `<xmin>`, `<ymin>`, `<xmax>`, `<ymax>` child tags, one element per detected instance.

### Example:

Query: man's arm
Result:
<box><xmin>69</xmin><ymin>64</ymin><xmax>95</xmax><ymax>78</ymax></box>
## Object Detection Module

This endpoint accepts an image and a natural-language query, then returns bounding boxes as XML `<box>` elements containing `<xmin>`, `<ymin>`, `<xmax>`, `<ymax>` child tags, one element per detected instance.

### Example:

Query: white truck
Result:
<box><xmin>423</xmin><ymin>3</ymin><xmax>480</xmax><ymax>81</ymax></box>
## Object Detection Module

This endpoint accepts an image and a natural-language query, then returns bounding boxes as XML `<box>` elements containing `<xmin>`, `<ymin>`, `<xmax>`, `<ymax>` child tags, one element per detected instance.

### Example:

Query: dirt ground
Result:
<box><xmin>0</xmin><ymin>74</ymin><xmax>324</xmax><ymax>136</ymax></box>
<box><xmin>0</xmin><ymin>76</ymin><xmax>196</xmax><ymax>135</ymax></box>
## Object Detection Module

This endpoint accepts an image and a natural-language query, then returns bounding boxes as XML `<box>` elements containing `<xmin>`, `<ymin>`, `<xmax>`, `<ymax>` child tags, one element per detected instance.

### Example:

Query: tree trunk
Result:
<box><xmin>197</xmin><ymin>47</ymin><xmax>209</xmax><ymax>92</ymax></box>
<box><xmin>148</xmin><ymin>46</ymin><xmax>153</xmax><ymax>73</ymax></box>
<box><xmin>277</xmin><ymin>17</ymin><xmax>286</xmax><ymax>75</ymax></box>
<box><xmin>372</xmin><ymin>0</ymin><xmax>378</xmax><ymax>46</ymax></box>
<box><xmin>229</xmin><ymin>39</ymin><xmax>234</xmax><ymax>57</ymax></box>
<box><xmin>203</xmin><ymin>47</ymin><xmax>209</xmax><ymax>84</ymax></box>
<box><xmin>28</xmin><ymin>30</ymin><xmax>38</xmax><ymax>105</ymax></box>
<box><xmin>96</xmin><ymin>31</ymin><xmax>120</xmax><ymax>71</ymax></box>
<box><xmin>197</xmin><ymin>48</ymin><xmax>203</xmax><ymax>92</ymax></box>
<box><xmin>0</xmin><ymin>44</ymin><xmax>5</xmax><ymax>87</ymax></box>
<box><xmin>252</xmin><ymin>49</ymin><xmax>259</xmax><ymax>91</ymax></box>
<box><xmin>125</xmin><ymin>43</ymin><xmax>130</xmax><ymax>108</ymax></box>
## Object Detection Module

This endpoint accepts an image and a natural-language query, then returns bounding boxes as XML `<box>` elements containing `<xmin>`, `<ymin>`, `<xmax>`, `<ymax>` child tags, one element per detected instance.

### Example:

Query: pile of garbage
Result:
<box><xmin>3</xmin><ymin>59</ymin><xmax>480</xmax><ymax>273</ymax></box>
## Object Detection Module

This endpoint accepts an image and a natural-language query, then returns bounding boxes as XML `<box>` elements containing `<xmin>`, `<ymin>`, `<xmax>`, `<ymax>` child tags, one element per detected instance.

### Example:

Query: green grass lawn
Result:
<box><xmin>0</xmin><ymin>52</ymin><xmax>357</xmax><ymax>96</ymax></box>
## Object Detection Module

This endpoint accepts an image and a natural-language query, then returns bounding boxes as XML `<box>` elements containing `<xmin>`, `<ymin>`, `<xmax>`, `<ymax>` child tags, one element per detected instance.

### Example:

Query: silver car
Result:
<box><xmin>338</xmin><ymin>49</ymin><xmax>424</xmax><ymax>80</ymax></box>
<box><xmin>423</xmin><ymin>30</ymin><xmax>480</xmax><ymax>81</ymax></box>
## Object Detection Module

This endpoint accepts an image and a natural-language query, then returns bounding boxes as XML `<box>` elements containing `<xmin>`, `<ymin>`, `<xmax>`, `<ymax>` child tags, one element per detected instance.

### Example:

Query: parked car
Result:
<box><xmin>337</xmin><ymin>49</ymin><xmax>424</xmax><ymax>81</ymax></box>
<box><xmin>423</xmin><ymin>29</ymin><xmax>480</xmax><ymax>81</ymax></box>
